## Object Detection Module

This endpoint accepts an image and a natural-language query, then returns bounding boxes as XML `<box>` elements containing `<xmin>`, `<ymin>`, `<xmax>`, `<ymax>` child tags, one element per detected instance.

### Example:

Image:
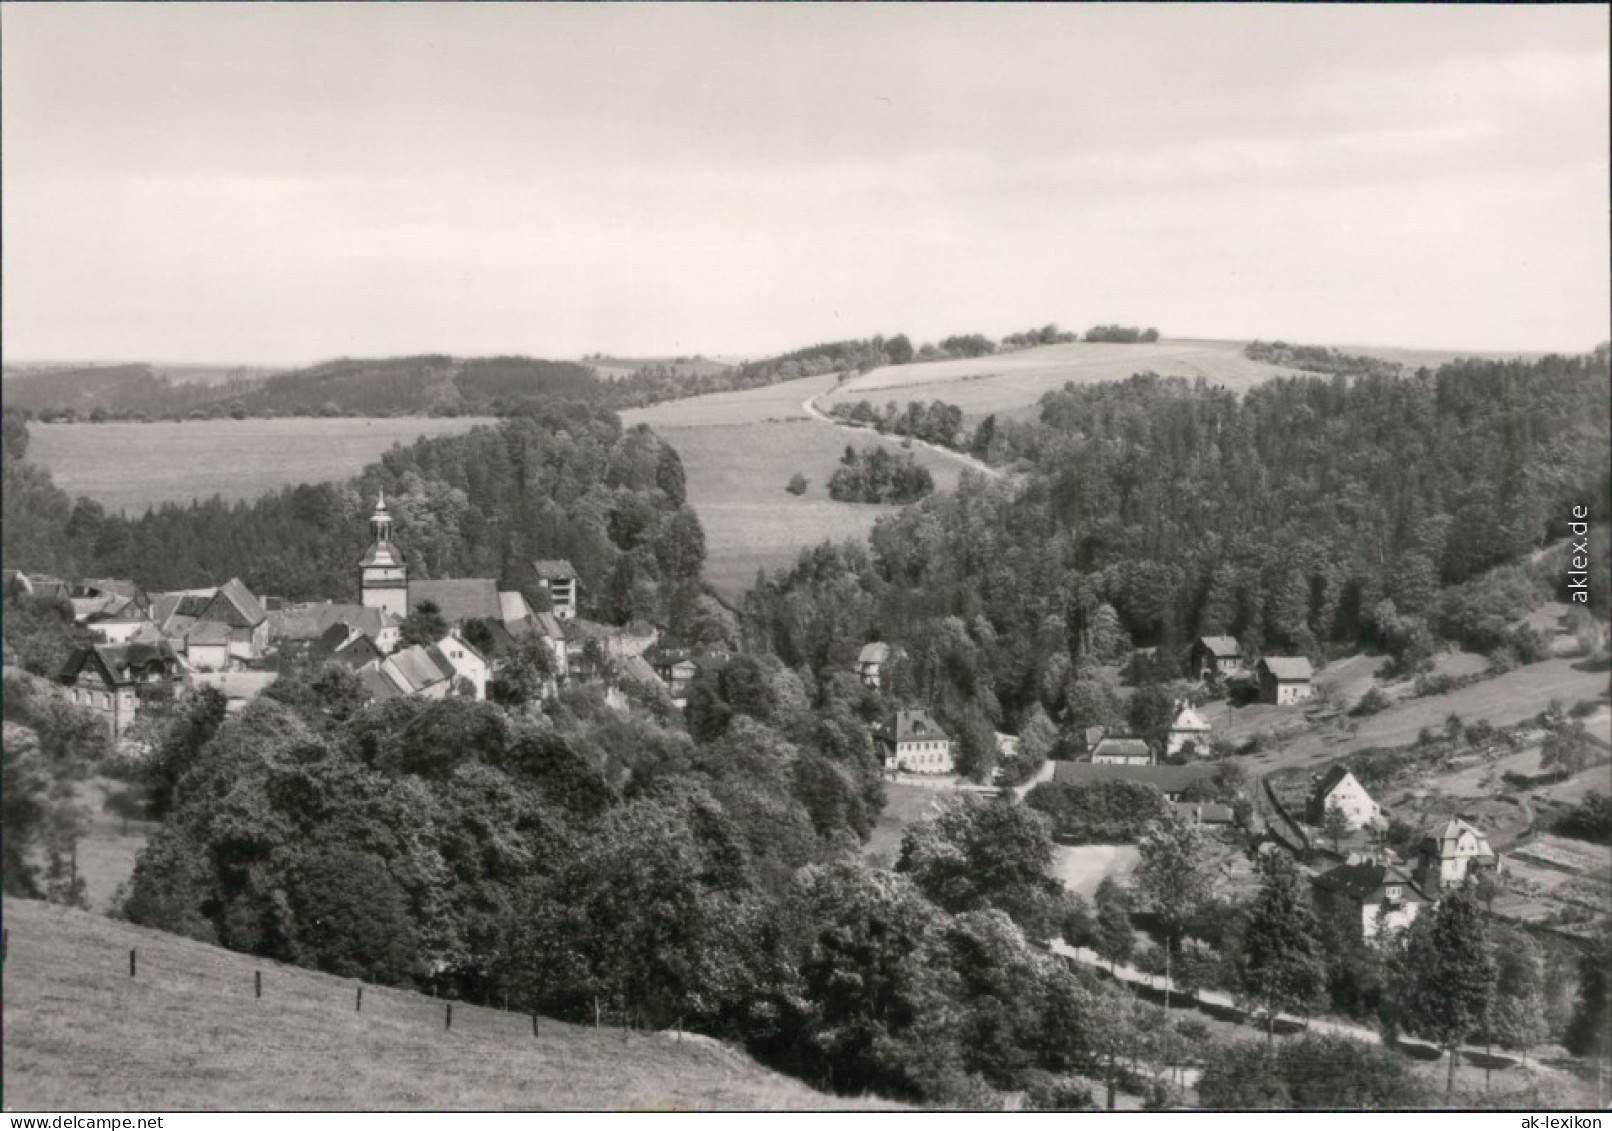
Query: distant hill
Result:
<box><xmin>225</xmin><ymin>355</ymin><xmax>603</xmax><ymax>417</ymax></box>
<box><xmin>0</xmin><ymin>896</ymin><xmax>883</xmax><ymax>1111</ymax></box>
<box><xmin>0</xmin><ymin>364</ymin><xmax>263</xmax><ymax>419</ymax></box>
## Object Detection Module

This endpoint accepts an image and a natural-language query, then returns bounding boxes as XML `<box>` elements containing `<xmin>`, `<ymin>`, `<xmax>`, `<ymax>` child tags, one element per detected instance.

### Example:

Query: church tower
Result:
<box><xmin>359</xmin><ymin>492</ymin><xmax>408</xmax><ymax>618</ymax></box>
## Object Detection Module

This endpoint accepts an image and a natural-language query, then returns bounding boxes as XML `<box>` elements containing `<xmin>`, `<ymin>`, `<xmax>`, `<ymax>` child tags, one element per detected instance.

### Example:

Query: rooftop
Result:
<box><xmin>1259</xmin><ymin>656</ymin><xmax>1314</xmax><ymax>681</ymax></box>
<box><xmin>1311</xmin><ymin>861</ymin><xmax>1426</xmax><ymax>903</ymax></box>
<box><xmin>408</xmin><ymin>579</ymin><xmax>503</xmax><ymax>625</ymax></box>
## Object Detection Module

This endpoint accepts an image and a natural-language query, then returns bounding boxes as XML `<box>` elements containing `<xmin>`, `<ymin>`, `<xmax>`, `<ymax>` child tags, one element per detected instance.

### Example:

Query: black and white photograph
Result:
<box><xmin>2</xmin><ymin>1</ymin><xmax>1609</xmax><ymax>1117</ymax></box>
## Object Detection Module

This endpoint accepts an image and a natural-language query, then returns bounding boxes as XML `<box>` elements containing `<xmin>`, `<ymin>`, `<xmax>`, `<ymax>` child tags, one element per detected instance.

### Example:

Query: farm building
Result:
<box><xmin>1257</xmin><ymin>656</ymin><xmax>1314</xmax><ymax>705</ymax></box>
<box><xmin>1090</xmin><ymin>737</ymin><xmax>1153</xmax><ymax>766</ymax></box>
<box><xmin>378</xmin><ymin>644</ymin><xmax>455</xmax><ymax>700</ymax></box>
<box><xmin>1311</xmin><ymin>861</ymin><xmax>1427</xmax><ymax>940</ymax></box>
<box><xmin>182</xmin><ymin>620</ymin><xmax>233</xmax><ymax>672</ymax></box>
<box><xmin>1189</xmin><ymin>636</ymin><xmax>1243</xmax><ymax>681</ymax></box>
<box><xmin>271</xmin><ymin>602</ymin><xmax>403</xmax><ymax>656</ymax></box>
<box><xmin>858</xmin><ymin>641</ymin><xmax>892</xmax><ymax>689</ymax></box>
<box><xmin>1166</xmin><ymin>703</ymin><xmax>1213</xmax><ymax>757</ymax></box>
<box><xmin>56</xmin><ymin>641</ymin><xmax>186</xmax><ymax>740</ymax></box>
<box><xmin>1414</xmin><ymin>817</ymin><xmax>1501</xmax><ymax>894</ymax></box>
<box><xmin>1305</xmin><ymin>765</ymin><xmax>1384</xmax><ymax>830</ymax></box>
<box><xmin>874</xmin><ymin>709</ymin><xmax>954</xmax><ymax>775</ymax></box>
<box><xmin>531</xmin><ymin>560</ymin><xmax>579</xmax><ymax>620</ymax></box>
<box><xmin>196</xmin><ymin>578</ymin><xmax>271</xmax><ymax>661</ymax></box>
<box><xmin>1051</xmin><ymin>761</ymin><xmax>1222</xmax><ymax>803</ymax></box>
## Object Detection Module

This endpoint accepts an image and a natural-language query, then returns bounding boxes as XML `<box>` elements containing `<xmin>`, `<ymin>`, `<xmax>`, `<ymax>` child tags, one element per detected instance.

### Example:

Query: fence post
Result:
<box><xmin>445</xmin><ymin>1003</ymin><xmax>453</xmax><ymax>1031</ymax></box>
<box><xmin>129</xmin><ymin>948</ymin><xmax>137</xmax><ymax>978</ymax></box>
<box><xmin>255</xmin><ymin>971</ymin><xmax>262</xmax><ymax>1000</ymax></box>
<box><xmin>531</xmin><ymin>1012</ymin><xmax>539</xmax><ymax>1039</ymax></box>
<box><xmin>356</xmin><ymin>985</ymin><xmax>363</xmax><ymax>1012</ymax></box>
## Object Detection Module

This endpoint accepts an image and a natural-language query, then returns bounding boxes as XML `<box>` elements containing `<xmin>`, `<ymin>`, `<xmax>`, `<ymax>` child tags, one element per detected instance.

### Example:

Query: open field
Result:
<box><xmin>862</xmin><ymin>780</ymin><xmax>962</xmax><ymax>867</ymax></box>
<box><xmin>28</xmin><ymin>417</ymin><xmax>498</xmax><ymax>515</ymax></box>
<box><xmin>585</xmin><ymin>356</ymin><xmax>735</xmax><ymax>380</ymax></box>
<box><xmin>1050</xmin><ymin>845</ymin><xmax>1141</xmax><ymax>900</ymax></box>
<box><xmin>640</xmin><ymin>420</ymin><xmax>964</xmax><ymax>600</ymax></box>
<box><xmin>826</xmin><ymin>340</ymin><xmax>1309</xmax><ymax>423</ymax></box>
<box><xmin>1241</xmin><ymin>656</ymin><xmax>1610</xmax><ymax>776</ymax></box>
<box><xmin>622</xmin><ymin>373</ymin><xmax>840</xmax><ymax>428</ymax></box>
<box><xmin>67</xmin><ymin>777</ymin><xmax>152</xmax><ymax>915</ymax></box>
<box><xmin>0</xmin><ymin>897</ymin><xmax>885</xmax><ymax>1112</ymax></box>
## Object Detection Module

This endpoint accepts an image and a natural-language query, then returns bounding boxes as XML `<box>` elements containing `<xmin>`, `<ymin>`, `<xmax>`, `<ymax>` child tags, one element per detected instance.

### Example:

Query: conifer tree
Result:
<box><xmin>1239</xmin><ymin>852</ymin><xmax>1326</xmax><ymax>1046</ymax></box>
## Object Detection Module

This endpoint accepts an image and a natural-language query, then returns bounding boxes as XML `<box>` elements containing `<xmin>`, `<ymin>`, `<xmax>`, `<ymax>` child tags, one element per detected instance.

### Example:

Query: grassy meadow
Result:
<box><xmin>27</xmin><ymin>417</ymin><xmax>497</xmax><ymax>515</ymax></box>
<box><xmin>0</xmin><ymin>897</ymin><xmax>887</xmax><ymax>1111</ymax></box>
<box><xmin>827</xmin><ymin>339</ymin><xmax>1309</xmax><ymax>423</ymax></box>
<box><xmin>624</xmin><ymin>399</ymin><xmax>967</xmax><ymax>598</ymax></box>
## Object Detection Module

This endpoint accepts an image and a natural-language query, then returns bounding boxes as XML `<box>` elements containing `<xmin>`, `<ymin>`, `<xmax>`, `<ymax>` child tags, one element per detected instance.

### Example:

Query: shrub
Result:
<box><xmin>1351</xmin><ymin>689</ymin><xmax>1390</xmax><ymax>716</ymax></box>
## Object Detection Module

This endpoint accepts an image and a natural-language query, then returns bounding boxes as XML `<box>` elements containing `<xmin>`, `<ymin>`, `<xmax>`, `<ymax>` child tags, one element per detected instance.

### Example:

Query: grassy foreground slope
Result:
<box><xmin>0</xmin><ymin>898</ymin><xmax>881</xmax><ymax>1112</ymax></box>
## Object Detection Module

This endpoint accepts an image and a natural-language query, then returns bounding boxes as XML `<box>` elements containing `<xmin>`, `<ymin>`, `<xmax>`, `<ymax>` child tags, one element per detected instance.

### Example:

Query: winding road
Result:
<box><xmin>800</xmin><ymin>388</ymin><xmax>1007</xmax><ymax>481</ymax></box>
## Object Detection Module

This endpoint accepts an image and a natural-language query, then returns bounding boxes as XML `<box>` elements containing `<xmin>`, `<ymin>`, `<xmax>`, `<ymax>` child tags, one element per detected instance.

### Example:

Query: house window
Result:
<box><xmin>1385</xmin><ymin>886</ymin><xmax>1401</xmax><ymax>902</ymax></box>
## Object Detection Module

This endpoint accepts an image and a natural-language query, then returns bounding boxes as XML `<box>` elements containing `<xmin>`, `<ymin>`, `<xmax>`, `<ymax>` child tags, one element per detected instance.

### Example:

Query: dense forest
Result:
<box><xmin>745</xmin><ymin>351</ymin><xmax>1612</xmax><ymax>777</ymax></box>
<box><xmin>2</xmin><ymin>406</ymin><xmax>721</xmax><ymax>639</ymax></box>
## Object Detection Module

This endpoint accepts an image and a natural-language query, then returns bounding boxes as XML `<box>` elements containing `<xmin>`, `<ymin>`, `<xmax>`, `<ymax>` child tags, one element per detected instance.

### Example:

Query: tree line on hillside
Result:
<box><xmin>0</xmin><ymin>321</ymin><xmax>1159</xmax><ymax>421</ymax></box>
<box><xmin>1243</xmin><ymin>340</ymin><xmax>1407</xmax><ymax>380</ymax></box>
<box><xmin>1</xmin><ymin>407</ymin><xmax>724</xmax><ymax>642</ymax></box>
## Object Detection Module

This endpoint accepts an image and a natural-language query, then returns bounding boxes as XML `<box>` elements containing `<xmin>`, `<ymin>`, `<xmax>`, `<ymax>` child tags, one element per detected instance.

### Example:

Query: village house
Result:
<box><xmin>70</xmin><ymin>578</ymin><xmax>150</xmax><ymax>623</ymax></box>
<box><xmin>532</xmin><ymin>560</ymin><xmax>579</xmax><ymax>621</ymax></box>
<box><xmin>1257</xmin><ymin>656</ymin><xmax>1314</xmax><ymax>705</ymax></box>
<box><xmin>57</xmin><ymin>641</ymin><xmax>186</xmax><ymax>740</ymax></box>
<box><xmin>874</xmin><ymin>708</ymin><xmax>955</xmax><ymax>775</ymax></box>
<box><xmin>432</xmin><ymin>629</ymin><xmax>491</xmax><ymax>700</ymax></box>
<box><xmin>84</xmin><ymin>606</ymin><xmax>158</xmax><ymax>645</ymax></box>
<box><xmin>4</xmin><ymin>570</ymin><xmax>71</xmax><ymax>605</ymax></box>
<box><xmin>1166</xmin><ymin>702</ymin><xmax>1213</xmax><ymax>758</ymax></box>
<box><xmin>270</xmin><ymin>602</ymin><xmax>403</xmax><ymax>658</ymax></box>
<box><xmin>196</xmin><ymin>578</ymin><xmax>270</xmax><ymax>661</ymax></box>
<box><xmin>1051</xmin><ymin>761</ymin><xmax>1222</xmax><ymax>802</ymax></box>
<box><xmin>183</xmin><ymin>620</ymin><xmax>233</xmax><ymax>672</ymax></box>
<box><xmin>1089</xmin><ymin>737</ymin><xmax>1154</xmax><ymax>766</ymax></box>
<box><xmin>1310</xmin><ymin>861</ymin><xmax>1427</xmax><ymax>941</ymax></box>
<box><xmin>1306</xmin><ymin>764</ymin><xmax>1384</xmax><ymax>830</ymax></box>
<box><xmin>645</xmin><ymin>644</ymin><xmax>701</xmax><ymax>708</ymax></box>
<box><xmin>858</xmin><ymin>642</ymin><xmax>891</xmax><ymax>689</ymax></box>
<box><xmin>378</xmin><ymin>644</ymin><xmax>456</xmax><ymax>700</ymax></box>
<box><xmin>327</xmin><ymin>631</ymin><xmax>386</xmax><ymax>671</ymax></box>
<box><xmin>1188</xmin><ymin>635</ymin><xmax>1243</xmax><ymax>681</ymax></box>
<box><xmin>1414</xmin><ymin>817</ymin><xmax>1501</xmax><ymax>895</ymax></box>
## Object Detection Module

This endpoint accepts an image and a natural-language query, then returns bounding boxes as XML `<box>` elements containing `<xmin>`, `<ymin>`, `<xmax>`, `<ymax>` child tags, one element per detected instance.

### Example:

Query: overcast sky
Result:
<box><xmin>3</xmin><ymin>4</ymin><xmax>1607</xmax><ymax>366</ymax></box>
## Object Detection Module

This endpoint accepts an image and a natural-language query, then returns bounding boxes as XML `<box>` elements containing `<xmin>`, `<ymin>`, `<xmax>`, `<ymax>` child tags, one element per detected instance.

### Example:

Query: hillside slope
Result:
<box><xmin>828</xmin><ymin>338</ymin><xmax>1311</xmax><ymax>421</ymax></box>
<box><xmin>0</xmin><ymin>898</ymin><xmax>882</xmax><ymax>1111</ymax></box>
